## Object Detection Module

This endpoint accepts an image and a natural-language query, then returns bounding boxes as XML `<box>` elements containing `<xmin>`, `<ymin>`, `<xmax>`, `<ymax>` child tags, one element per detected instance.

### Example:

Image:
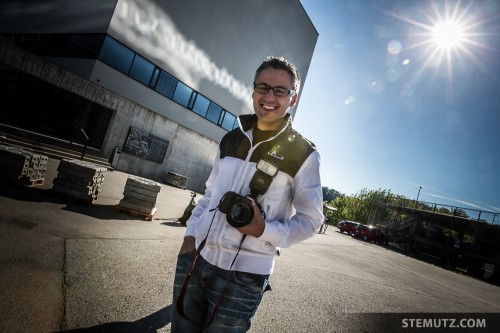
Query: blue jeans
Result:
<box><xmin>171</xmin><ymin>250</ymin><xmax>270</xmax><ymax>333</ymax></box>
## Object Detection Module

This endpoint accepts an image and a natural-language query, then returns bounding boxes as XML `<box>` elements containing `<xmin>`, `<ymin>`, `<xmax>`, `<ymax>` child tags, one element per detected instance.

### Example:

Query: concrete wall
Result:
<box><xmin>90</xmin><ymin>62</ymin><xmax>227</xmax><ymax>143</ymax></box>
<box><xmin>104</xmin><ymin>93</ymin><xmax>219</xmax><ymax>191</ymax></box>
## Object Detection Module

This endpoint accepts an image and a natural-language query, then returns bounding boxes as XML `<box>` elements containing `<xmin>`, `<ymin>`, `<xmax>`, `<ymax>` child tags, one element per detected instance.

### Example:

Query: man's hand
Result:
<box><xmin>237</xmin><ymin>201</ymin><xmax>265</xmax><ymax>237</ymax></box>
<box><xmin>178</xmin><ymin>236</ymin><xmax>196</xmax><ymax>255</ymax></box>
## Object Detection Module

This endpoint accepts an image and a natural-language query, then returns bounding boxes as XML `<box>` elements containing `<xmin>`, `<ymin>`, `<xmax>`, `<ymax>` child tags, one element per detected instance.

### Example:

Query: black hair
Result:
<box><xmin>254</xmin><ymin>56</ymin><xmax>301</xmax><ymax>92</ymax></box>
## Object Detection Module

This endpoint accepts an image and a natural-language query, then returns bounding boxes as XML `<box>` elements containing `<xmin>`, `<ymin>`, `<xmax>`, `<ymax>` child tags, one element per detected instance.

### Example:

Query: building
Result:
<box><xmin>0</xmin><ymin>0</ymin><xmax>318</xmax><ymax>192</ymax></box>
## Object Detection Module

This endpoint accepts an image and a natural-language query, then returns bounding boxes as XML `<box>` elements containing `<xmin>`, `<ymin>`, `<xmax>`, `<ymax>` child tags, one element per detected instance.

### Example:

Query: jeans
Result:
<box><xmin>171</xmin><ymin>250</ymin><xmax>270</xmax><ymax>333</ymax></box>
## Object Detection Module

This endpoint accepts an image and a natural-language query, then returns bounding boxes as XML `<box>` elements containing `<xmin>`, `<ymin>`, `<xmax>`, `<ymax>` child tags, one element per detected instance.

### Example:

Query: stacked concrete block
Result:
<box><xmin>0</xmin><ymin>144</ymin><xmax>48</xmax><ymax>184</ymax></box>
<box><xmin>0</xmin><ymin>144</ymin><xmax>29</xmax><ymax>179</ymax></box>
<box><xmin>165</xmin><ymin>171</ymin><xmax>188</xmax><ymax>189</ymax></box>
<box><xmin>117</xmin><ymin>175</ymin><xmax>161</xmax><ymax>219</ymax></box>
<box><xmin>24</xmin><ymin>150</ymin><xmax>48</xmax><ymax>180</ymax></box>
<box><xmin>52</xmin><ymin>159</ymin><xmax>107</xmax><ymax>203</ymax></box>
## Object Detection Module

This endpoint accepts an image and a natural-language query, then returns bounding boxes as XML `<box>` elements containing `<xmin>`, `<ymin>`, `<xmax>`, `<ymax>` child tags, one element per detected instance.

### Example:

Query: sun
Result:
<box><xmin>382</xmin><ymin>0</ymin><xmax>494</xmax><ymax>84</ymax></box>
<box><xmin>432</xmin><ymin>20</ymin><xmax>464</xmax><ymax>49</ymax></box>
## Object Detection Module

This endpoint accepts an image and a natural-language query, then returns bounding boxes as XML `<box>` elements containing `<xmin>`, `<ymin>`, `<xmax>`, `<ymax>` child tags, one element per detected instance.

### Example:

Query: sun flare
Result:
<box><xmin>382</xmin><ymin>0</ymin><xmax>495</xmax><ymax>86</ymax></box>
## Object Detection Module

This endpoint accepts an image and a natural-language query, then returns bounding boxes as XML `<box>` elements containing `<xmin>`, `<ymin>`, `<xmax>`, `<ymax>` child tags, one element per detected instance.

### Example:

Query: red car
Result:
<box><xmin>353</xmin><ymin>224</ymin><xmax>389</xmax><ymax>245</ymax></box>
<box><xmin>337</xmin><ymin>220</ymin><xmax>361</xmax><ymax>235</ymax></box>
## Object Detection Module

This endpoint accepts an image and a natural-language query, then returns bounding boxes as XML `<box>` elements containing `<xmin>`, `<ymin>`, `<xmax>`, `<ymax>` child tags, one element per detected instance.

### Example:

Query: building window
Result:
<box><xmin>173</xmin><ymin>81</ymin><xmax>193</xmax><ymax>108</ymax></box>
<box><xmin>16</xmin><ymin>34</ymin><xmax>69</xmax><ymax>56</ymax></box>
<box><xmin>155</xmin><ymin>71</ymin><xmax>177</xmax><ymax>99</ymax></box>
<box><xmin>99</xmin><ymin>37</ymin><xmax>134</xmax><ymax>75</ymax></box>
<box><xmin>65</xmin><ymin>34</ymin><xmax>104</xmax><ymax>58</ymax></box>
<box><xmin>5</xmin><ymin>33</ymin><xmax>241</xmax><ymax>133</ymax></box>
<box><xmin>206</xmin><ymin>102</ymin><xmax>222</xmax><ymax>124</ymax></box>
<box><xmin>129</xmin><ymin>54</ymin><xmax>155</xmax><ymax>86</ymax></box>
<box><xmin>150</xmin><ymin>68</ymin><xmax>160</xmax><ymax>88</ymax></box>
<box><xmin>192</xmin><ymin>94</ymin><xmax>210</xmax><ymax>117</ymax></box>
<box><xmin>220</xmin><ymin>111</ymin><xmax>237</xmax><ymax>131</ymax></box>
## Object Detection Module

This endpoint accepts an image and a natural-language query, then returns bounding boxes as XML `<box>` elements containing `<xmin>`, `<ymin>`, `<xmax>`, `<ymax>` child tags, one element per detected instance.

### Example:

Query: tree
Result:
<box><xmin>327</xmin><ymin>188</ymin><xmax>405</xmax><ymax>226</ymax></box>
<box><xmin>454</xmin><ymin>208</ymin><xmax>469</xmax><ymax>218</ymax></box>
<box><xmin>322</xmin><ymin>186</ymin><xmax>340</xmax><ymax>202</ymax></box>
<box><xmin>330</xmin><ymin>188</ymin><xmax>376</xmax><ymax>223</ymax></box>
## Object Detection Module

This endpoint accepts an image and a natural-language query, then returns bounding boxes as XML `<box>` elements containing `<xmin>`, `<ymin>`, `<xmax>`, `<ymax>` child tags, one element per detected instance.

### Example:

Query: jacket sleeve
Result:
<box><xmin>184</xmin><ymin>150</ymin><xmax>220</xmax><ymax>237</ymax></box>
<box><xmin>259</xmin><ymin>150</ymin><xmax>324</xmax><ymax>248</ymax></box>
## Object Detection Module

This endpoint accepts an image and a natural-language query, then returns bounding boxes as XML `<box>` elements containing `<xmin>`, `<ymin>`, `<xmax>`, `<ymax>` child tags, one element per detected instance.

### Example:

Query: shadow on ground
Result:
<box><xmin>0</xmin><ymin>182</ymin><xmax>50</xmax><ymax>203</ymax></box>
<box><xmin>0</xmin><ymin>181</ymin><xmax>159</xmax><ymax>221</ymax></box>
<box><xmin>59</xmin><ymin>305</ymin><xmax>171</xmax><ymax>333</ymax></box>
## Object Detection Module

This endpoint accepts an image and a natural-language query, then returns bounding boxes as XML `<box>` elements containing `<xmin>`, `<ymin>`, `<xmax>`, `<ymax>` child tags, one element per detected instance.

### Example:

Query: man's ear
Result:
<box><xmin>289</xmin><ymin>93</ymin><xmax>299</xmax><ymax>108</ymax></box>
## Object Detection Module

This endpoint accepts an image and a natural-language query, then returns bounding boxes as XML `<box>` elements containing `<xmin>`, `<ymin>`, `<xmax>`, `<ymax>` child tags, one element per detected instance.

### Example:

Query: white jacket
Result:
<box><xmin>185</xmin><ymin>114</ymin><xmax>324</xmax><ymax>275</ymax></box>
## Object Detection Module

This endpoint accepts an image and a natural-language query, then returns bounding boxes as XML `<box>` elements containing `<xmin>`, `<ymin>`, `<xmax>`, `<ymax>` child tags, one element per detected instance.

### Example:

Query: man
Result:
<box><xmin>171</xmin><ymin>56</ymin><xmax>324</xmax><ymax>332</ymax></box>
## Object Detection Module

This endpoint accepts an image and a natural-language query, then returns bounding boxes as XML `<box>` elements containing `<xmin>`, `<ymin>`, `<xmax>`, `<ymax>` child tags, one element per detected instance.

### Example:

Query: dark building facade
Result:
<box><xmin>0</xmin><ymin>0</ymin><xmax>318</xmax><ymax>191</ymax></box>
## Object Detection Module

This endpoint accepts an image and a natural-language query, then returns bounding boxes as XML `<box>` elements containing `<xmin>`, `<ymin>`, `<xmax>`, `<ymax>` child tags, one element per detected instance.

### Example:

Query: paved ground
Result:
<box><xmin>1</xmin><ymin>158</ymin><xmax>500</xmax><ymax>333</ymax></box>
<box><xmin>1</xmin><ymin>158</ymin><xmax>191</xmax><ymax>333</ymax></box>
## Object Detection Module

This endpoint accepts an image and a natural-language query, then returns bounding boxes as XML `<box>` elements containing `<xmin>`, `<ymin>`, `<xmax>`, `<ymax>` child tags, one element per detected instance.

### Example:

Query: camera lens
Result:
<box><xmin>230</xmin><ymin>203</ymin><xmax>253</xmax><ymax>223</ymax></box>
<box><xmin>226</xmin><ymin>201</ymin><xmax>254</xmax><ymax>228</ymax></box>
<box><xmin>219</xmin><ymin>191</ymin><xmax>255</xmax><ymax>228</ymax></box>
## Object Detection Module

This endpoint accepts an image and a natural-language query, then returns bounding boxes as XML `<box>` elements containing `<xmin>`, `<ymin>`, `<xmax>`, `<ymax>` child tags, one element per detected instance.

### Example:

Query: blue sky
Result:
<box><xmin>296</xmin><ymin>0</ymin><xmax>500</xmax><ymax>215</ymax></box>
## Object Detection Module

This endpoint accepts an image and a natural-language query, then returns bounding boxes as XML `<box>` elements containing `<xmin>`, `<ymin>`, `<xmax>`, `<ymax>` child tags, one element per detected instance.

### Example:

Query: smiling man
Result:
<box><xmin>171</xmin><ymin>56</ymin><xmax>324</xmax><ymax>333</ymax></box>
<box><xmin>252</xmin><ymin>63</ymin><xmax>298</xmax><ymax>131</ymax></box>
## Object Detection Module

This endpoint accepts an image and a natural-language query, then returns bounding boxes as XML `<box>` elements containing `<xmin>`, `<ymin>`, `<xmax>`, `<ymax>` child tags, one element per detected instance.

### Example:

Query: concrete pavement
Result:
<box><xmin>2</xmin><ymin>158</ymin><xmax>500</xmax><ymax>333</ymax></box>
<box><xmin>1</xmin><ymin>158</ymin><xmax>191</xmax><ymax>333</ymax></box>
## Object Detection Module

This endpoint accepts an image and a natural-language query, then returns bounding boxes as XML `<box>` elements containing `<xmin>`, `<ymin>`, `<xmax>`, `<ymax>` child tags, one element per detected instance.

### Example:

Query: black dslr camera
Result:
<box><xmin>219</xmin><ymin>159</ymin><xmax>278</xmax><ymax>228</ymax></box>
<box><xmin>219</xmin><ymin>191</ymin><xmax>257</xmax><ymax>228</ymax></box>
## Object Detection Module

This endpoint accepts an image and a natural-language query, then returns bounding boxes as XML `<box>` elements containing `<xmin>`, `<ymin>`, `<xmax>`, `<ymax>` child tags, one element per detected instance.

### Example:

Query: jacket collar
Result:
<box><xmin>238</xmin><ymin>113</ymin><xmax>292</xmax><ymax>133</ymax></box>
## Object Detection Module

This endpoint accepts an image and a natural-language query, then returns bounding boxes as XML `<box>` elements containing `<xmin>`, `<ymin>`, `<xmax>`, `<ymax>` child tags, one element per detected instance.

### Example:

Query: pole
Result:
<box><xmin>79</xmin><ymin>127</ymin><xmax>90</xmax><ymax>161</ymax></box>
<box><xmin>415</xmin><ymin>186</ymin><xmax>422</xmax><ymax>208</ymax></box>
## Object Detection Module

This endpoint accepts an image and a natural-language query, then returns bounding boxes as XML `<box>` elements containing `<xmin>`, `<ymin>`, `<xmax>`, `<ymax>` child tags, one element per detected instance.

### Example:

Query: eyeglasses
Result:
<box><xmin>253</xmin><ymin>84</ymin><xmax>296</xmax><ymax>97</ymax></box>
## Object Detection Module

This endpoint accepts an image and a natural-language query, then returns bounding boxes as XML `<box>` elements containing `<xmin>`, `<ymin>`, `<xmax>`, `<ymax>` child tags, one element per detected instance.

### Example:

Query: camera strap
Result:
<box><xmin>175</xmin><ymin>206</ymin><xmax>247</xmax><ymax>330</ymax></box>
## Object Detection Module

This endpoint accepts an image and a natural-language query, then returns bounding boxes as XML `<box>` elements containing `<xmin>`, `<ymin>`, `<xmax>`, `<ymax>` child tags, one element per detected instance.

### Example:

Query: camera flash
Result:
<box><xmin>256</xmin><ymin>159</ymin><xmax>278</xmax><ymax>177</ymax></box>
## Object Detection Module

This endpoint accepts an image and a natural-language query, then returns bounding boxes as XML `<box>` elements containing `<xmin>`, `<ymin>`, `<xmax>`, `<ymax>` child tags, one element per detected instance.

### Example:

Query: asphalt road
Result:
<box><xmin>1</xmin><ymin>159</ymin><xmax>500</xmax><ymax>333</ymax></box>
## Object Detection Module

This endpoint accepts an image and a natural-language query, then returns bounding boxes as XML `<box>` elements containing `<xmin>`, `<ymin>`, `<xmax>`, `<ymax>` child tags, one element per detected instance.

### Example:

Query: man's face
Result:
<box><xmin>252</xmin><ymin>67</ymin><xmax>298</xmax><ymax>131</ymax></box>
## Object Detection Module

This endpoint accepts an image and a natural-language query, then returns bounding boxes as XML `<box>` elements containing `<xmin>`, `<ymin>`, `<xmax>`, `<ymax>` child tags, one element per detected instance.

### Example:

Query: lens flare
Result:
<box><xmin>380</xmin><ymin>0</ymin><xmax>496</xmax><ymax>88</ymax></box>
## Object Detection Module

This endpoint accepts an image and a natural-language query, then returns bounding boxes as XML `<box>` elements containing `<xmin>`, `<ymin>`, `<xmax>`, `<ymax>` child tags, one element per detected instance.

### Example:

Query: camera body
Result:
<box><xmin>219</xmin><ymin>159</ymin><xmax>278</xmax><ymax>228</ymax></box>
<box><xmin>218</xmin><ymin>191</ymin><xmax>255</xmax><ymax>228</ymax></box>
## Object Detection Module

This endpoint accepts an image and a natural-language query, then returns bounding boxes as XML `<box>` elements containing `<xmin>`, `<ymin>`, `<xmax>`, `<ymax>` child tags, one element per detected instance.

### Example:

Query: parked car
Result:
<box><xmin>353</xmin><ymin>224</ymin><xmax>389</xmax><ymax>245</ymax></box>
<box><xmin>337</xmin><ymin>220</ymin><xmax>361</xmax><ymax>235</ymax></box>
